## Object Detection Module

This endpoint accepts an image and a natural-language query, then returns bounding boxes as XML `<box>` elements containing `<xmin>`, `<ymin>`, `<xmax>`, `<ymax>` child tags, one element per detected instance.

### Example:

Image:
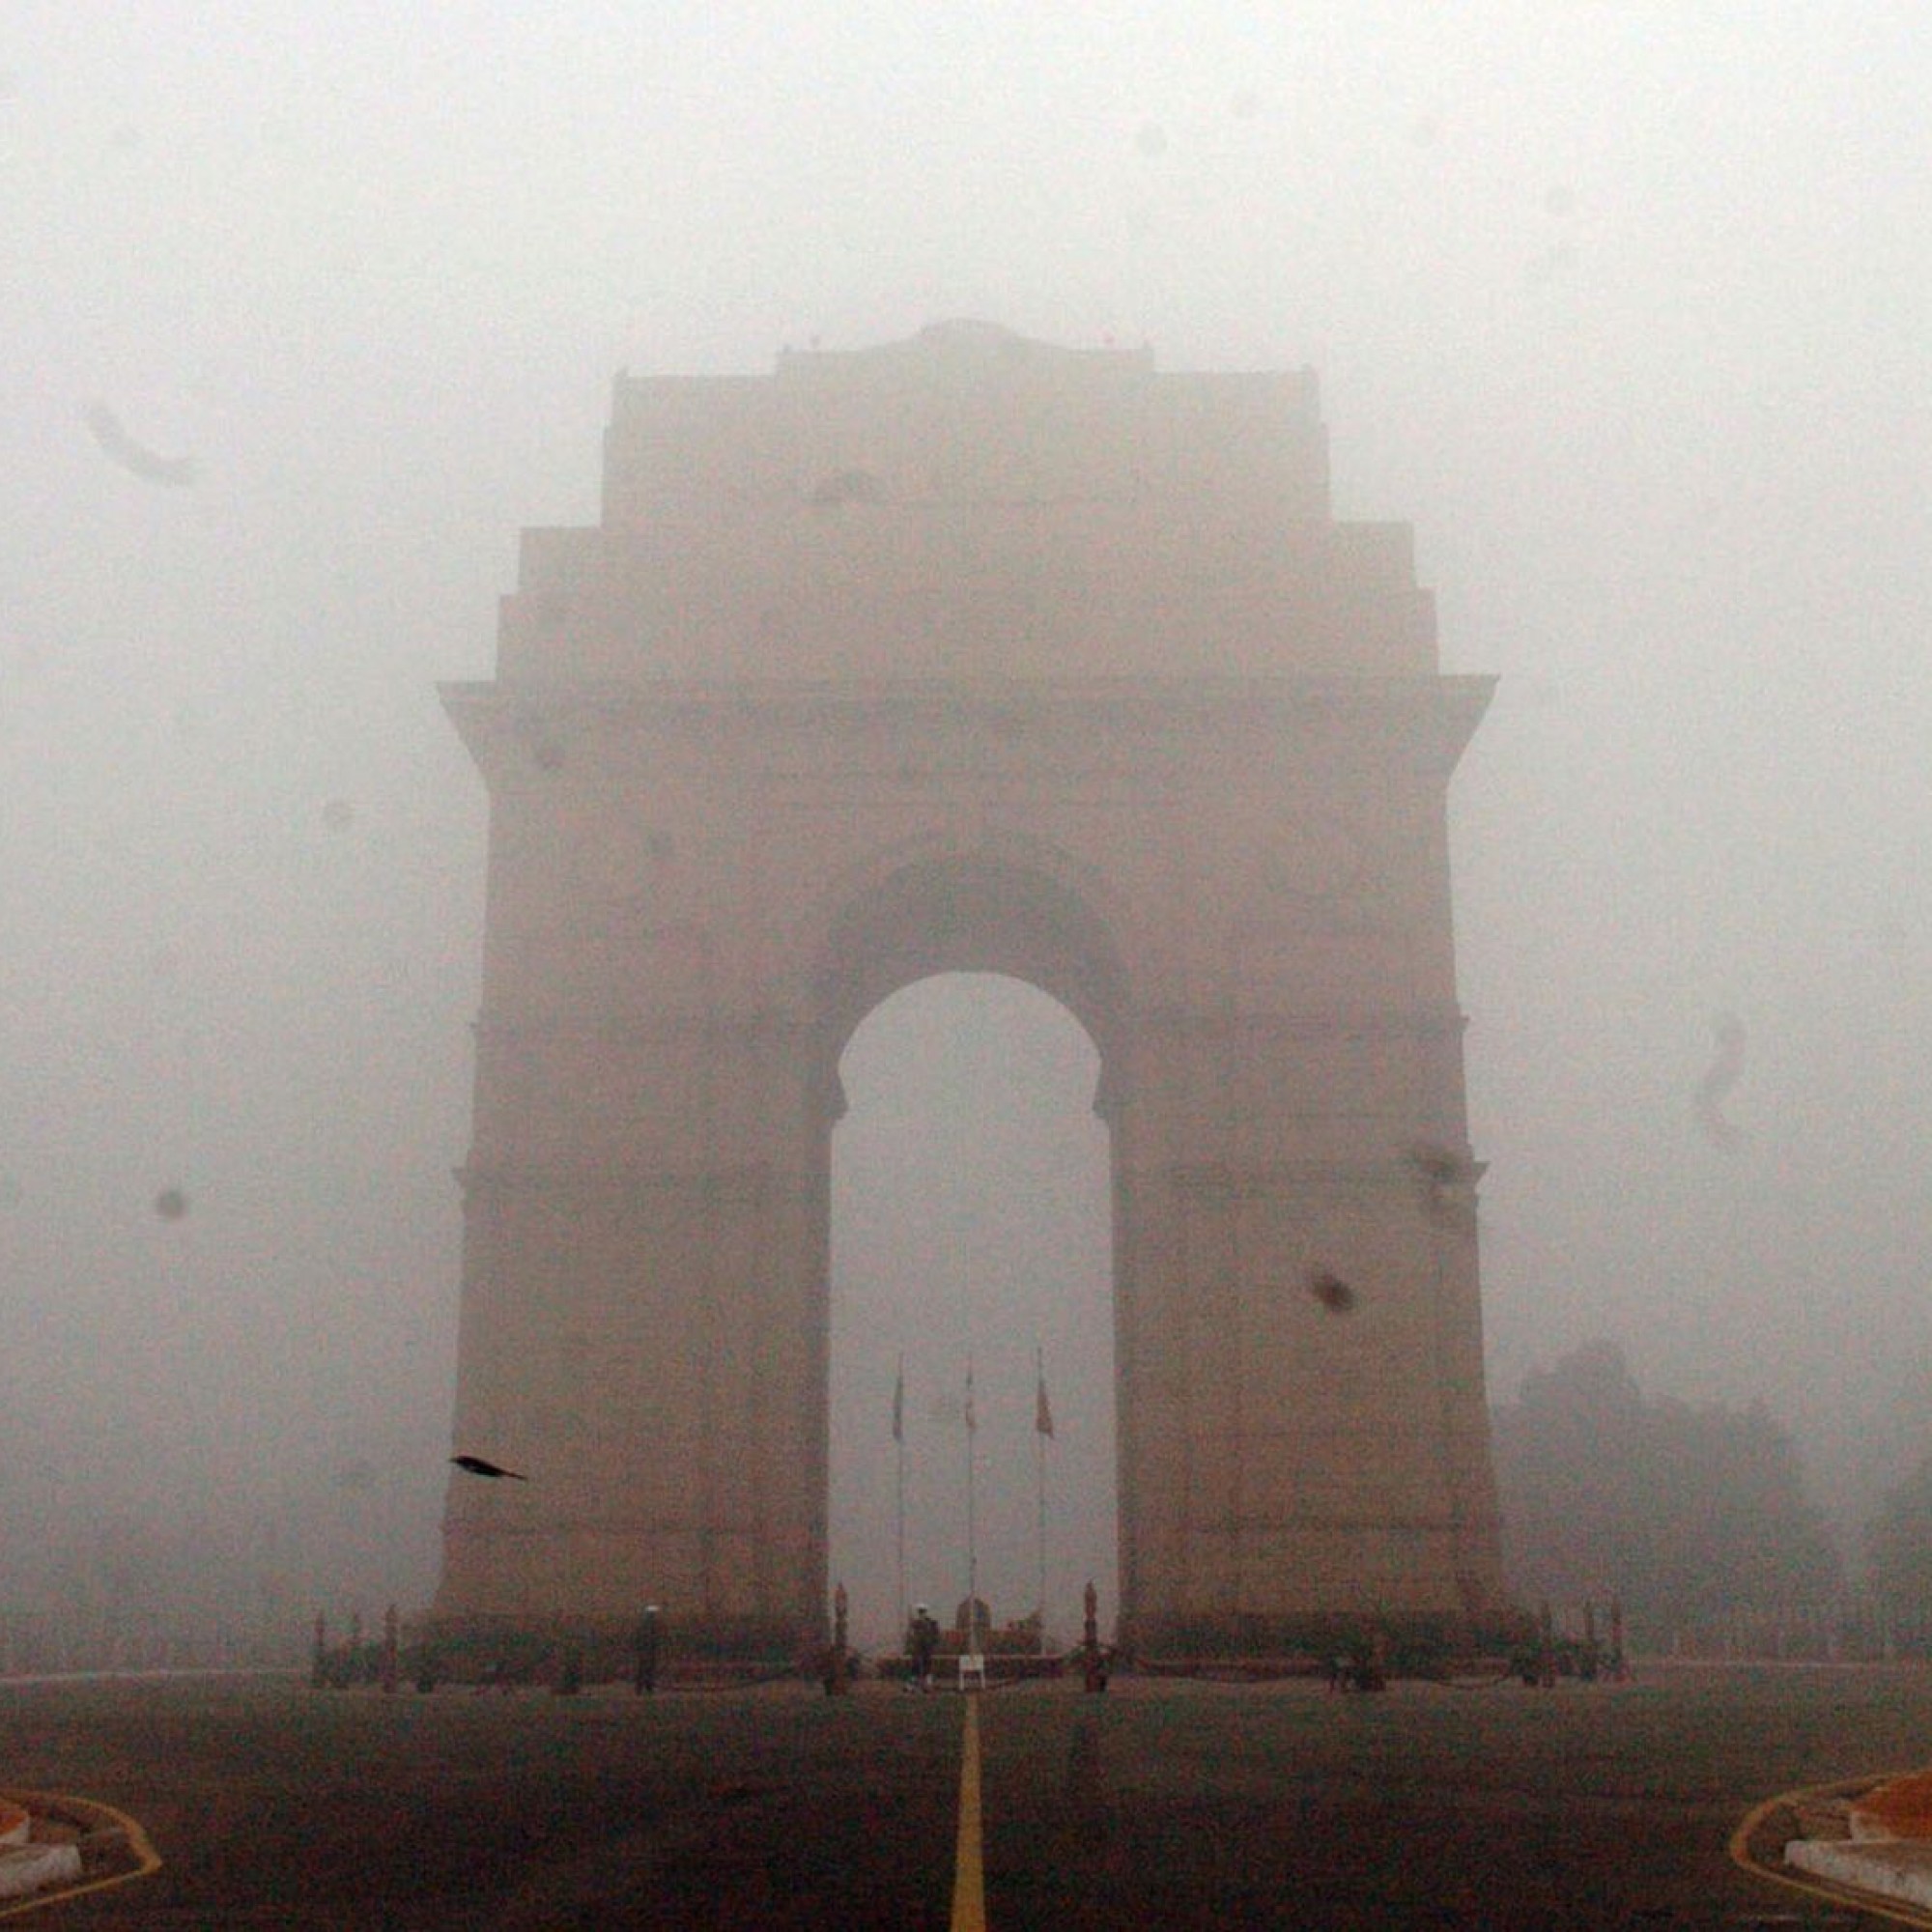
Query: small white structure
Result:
<box><xmin>0</xmin><ymin>1842</ymin><xmax>84</xmax><ymax>1902</ymax></box>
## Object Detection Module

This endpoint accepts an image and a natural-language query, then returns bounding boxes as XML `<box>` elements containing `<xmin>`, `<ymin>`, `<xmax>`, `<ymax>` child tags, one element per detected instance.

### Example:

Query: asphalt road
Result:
<box><xmin>6</xmin><ymin>1662</ymin><xmax>1927</xmax><ymax>1927</ymax></box>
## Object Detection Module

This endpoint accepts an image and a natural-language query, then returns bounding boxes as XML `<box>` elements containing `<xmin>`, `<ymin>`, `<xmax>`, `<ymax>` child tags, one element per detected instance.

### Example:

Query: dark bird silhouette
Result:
<box><xmin>82</xmin><ymin>401</ymin><xmax>198</xmax><ymax>486</ymax></box>
<box><xmin>450</xmin><ymin>1455</ymin><xmax>528</xmax><ymax>1481</ymax></box>
<box><xmin>1308</xmin><ymin>1268</ymin><xmax>1355</xmax><ymax>1313</ymax></box>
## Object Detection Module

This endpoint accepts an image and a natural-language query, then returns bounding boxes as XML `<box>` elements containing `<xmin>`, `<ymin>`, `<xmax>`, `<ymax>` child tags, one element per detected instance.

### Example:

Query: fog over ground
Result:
<box><xmin>2</xmin><ymin>8</ymin><xmax>1926</xmax><ymax>1649</ymax></box>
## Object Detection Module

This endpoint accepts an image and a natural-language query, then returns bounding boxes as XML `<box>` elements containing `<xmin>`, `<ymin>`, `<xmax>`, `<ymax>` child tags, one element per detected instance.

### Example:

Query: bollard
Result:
<box><xmin>825</xmin><ymin>1582</ymin><xmax>851</xmax><ymax>1696</ymax></box>
<box><xmin>1081</xmin><ymin>1579</ymin><xmax>1109</xmax><ymax>1693</ymax></box>
<box><xmin>634</xmin><ymin>1605</ymin><xmax>661</xmax><ymax>1694</ymax></box>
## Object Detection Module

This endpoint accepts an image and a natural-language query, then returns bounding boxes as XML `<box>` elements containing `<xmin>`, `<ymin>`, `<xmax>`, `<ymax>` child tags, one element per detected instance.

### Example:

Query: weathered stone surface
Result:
<box><xmin>432</xmin><ymin>325</ymin><xmax>1506</xmax><ymax>1652</ymax></box>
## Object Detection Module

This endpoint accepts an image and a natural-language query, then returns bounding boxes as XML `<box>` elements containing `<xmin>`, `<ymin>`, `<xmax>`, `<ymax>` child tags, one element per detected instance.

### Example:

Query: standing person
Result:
<box><xmin>907</xmin><ymin>1604</ymin><xmax>940</xmax><ymax>1690</ymax></box>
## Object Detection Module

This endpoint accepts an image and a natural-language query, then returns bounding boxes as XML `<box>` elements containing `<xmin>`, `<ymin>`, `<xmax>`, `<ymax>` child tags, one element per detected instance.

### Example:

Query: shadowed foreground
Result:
<box><xmin>7</xmin><ymin>1663</ymin><xmax>1928</xmax><ymax>1927</ymax></box>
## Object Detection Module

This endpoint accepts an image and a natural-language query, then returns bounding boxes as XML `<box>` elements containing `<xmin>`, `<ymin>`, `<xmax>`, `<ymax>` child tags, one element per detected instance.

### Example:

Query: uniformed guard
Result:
<box><xmin>907</xmin><ymin>1604</ymin><xmax>940</xmax><ymax>1690</ymax></box>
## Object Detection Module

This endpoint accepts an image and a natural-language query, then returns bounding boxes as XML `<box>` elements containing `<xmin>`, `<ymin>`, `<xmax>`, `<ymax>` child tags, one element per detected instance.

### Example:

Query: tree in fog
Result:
<box><xmin>1864</xmin><ymin>1453</ymin><xmax>1932</xmax><ymax>1649</ymax></box>
<box><xmin>1492</xmin><ymin>1341</ymin><xmax>1841</xmax><ymax>1647</ymax></box>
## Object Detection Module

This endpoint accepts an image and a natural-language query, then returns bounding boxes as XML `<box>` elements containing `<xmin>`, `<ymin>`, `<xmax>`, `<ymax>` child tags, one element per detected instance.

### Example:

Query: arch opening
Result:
<box><xmin>829</xmin><ymin>973</ymin><xmax>1118</xmax><ymax>1655</ymax></box>
<box><xmin>811</xmin><ymin>850</ymin><xmax>1130</xmax><ymax>1094</ymax></box>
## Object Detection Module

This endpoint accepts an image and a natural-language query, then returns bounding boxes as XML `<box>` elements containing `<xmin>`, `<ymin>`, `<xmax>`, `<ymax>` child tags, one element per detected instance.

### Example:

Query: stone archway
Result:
<box><xmin>430</xmin><ymin>324</ymin><xmax>1507</xmax><ymax>1657</ymax></box>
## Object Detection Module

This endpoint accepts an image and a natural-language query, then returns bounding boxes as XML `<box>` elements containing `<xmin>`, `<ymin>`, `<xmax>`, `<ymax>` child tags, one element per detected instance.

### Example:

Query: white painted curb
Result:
<box><xmin>0</xmin><ymin>1840</ymin><xmax>85</xmax><ymax>1900</ymax></box>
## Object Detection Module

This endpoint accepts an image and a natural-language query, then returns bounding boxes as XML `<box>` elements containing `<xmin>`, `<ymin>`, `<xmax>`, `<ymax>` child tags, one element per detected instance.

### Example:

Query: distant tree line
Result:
<box><xmin>0</xmin><ymin>1497</ymin><xmax>364</xmax><ymax>1676</ymax></box>
<box><xmin>1491</xmin><ymin>1341</ymin><xmax>1843</xmax><ymax>1651</ymax></box>
<box><xmin>1864</xmin><ymin>1449</ymin><xmax>1932</xmax><ymax>1652</ymax></box>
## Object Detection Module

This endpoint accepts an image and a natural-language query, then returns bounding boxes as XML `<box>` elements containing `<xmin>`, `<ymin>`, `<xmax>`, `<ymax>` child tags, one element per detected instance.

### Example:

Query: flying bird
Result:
<box><xmin>82</xmin><ymin>401</ymin><xmax>198</xmax><ymax>486</ymax></box>
<box><xmin>450</xmin><ymin>1455</ymin><xmax>528</xmax><ymax>1481</ymax></box>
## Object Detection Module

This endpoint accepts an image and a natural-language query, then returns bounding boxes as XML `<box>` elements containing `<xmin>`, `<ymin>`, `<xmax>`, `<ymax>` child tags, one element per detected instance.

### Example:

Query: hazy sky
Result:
<box><xmin>3</xmin><ymin>6</ymin><xmax>1927</xmax><ymax>1640</ymax></box>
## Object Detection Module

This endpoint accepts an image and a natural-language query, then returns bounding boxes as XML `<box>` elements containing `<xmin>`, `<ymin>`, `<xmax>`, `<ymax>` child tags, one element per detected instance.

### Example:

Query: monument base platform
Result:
<box><xmin>1124</xmin><ymin>1608</ymin><xmax>1533</xmax><ymax>1677</ymax></box>
<box><xmin>404</xmin><ymin>1613</ymin><xmax>817</xmax><ymax>1689</ymax></box>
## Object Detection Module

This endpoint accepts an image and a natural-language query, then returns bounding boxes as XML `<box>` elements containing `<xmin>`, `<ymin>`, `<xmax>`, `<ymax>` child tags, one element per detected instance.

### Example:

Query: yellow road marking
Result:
<box><xmin>1729</xmin><ymin>1773</ymin><xmax>1932</xmax><ymax>1929</ymax></box>
<box><xmin>0</xmin><ymin>1789</ymin><xmax>162</xmax><ymax>1919</ymax></box>
<box><xmin>950</xmin><ymin>1692</ymin><xmax>986</xmax><ymax>1932</ymax></box>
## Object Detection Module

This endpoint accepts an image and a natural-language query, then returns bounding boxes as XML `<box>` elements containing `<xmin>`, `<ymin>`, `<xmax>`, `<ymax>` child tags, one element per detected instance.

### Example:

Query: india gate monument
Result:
<box><xmin>429</xmin><ymin>321</ymin><xmax>1507</xmax><ymax>1660</ymax></box>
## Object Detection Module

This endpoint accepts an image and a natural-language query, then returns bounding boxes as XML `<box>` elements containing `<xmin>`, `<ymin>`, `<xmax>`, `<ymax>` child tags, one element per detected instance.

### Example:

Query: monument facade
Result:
<box><xmin>432</xmin><ymin>323</ymin><xmax>1506</xmax><ymax>1655</ymax></box>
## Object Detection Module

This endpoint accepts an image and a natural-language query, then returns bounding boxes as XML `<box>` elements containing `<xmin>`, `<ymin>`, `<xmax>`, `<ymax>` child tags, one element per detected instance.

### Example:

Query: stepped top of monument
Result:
<box><xmin>782</xmin><ymin>316</ymin><xmax>1158</xmax><ymax>372</ymax></box>
<box><xmin>603</xmin><ymin>324</ymin><xmax>1323</xmax><ymax>514</ymax></box>
<box><xmin>495</xmin><ymin>327</ymin><xmax>1435</xmax><ymax>683</ymax></box>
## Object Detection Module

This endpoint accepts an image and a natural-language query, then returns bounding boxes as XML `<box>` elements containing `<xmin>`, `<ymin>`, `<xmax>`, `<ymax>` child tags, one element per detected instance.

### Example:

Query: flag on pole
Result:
<box><xmin>1035</xmin><ymin>1351</ymin><xmax>1054</xmax><ymax>1438</ymax></box>
<box><xmin>891</xmin><ymin>1356</ymin><xmax>904</xmax><ymax>1443</ymax></box>
<box><xmin>965</xmin><ymin>1363</ymin><xmax>977</xmax><ymax>1435</ymax></box>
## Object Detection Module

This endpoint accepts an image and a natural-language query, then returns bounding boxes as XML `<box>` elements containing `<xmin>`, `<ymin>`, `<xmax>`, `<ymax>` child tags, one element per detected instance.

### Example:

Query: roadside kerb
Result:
<box><xmin>1732</xmin><ymin>1773</ymin><xmax>1932</xmax><ymax>1929</ymax></box>
<box><xmin>0</xmin><ymin>1790</ymin><xmax>161</xmax><ymax>1919</ymax></box>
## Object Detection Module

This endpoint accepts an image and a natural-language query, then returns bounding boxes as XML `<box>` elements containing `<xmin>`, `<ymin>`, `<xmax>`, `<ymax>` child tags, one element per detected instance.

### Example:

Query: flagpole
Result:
<box><xmin>964</xmin><ymin>1358</ymin><xmax>978</xmax><ymax>1645</ymax></box>
<box><xmin>894</xmin><ymin>1353</ymin><xmax>907</xmax><ymax>1639</ymax></box>
<box><xmin>1035</xmin><ymin>1347</ymin><xmax>1048</xmax><ymax>1628</ymax></box>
